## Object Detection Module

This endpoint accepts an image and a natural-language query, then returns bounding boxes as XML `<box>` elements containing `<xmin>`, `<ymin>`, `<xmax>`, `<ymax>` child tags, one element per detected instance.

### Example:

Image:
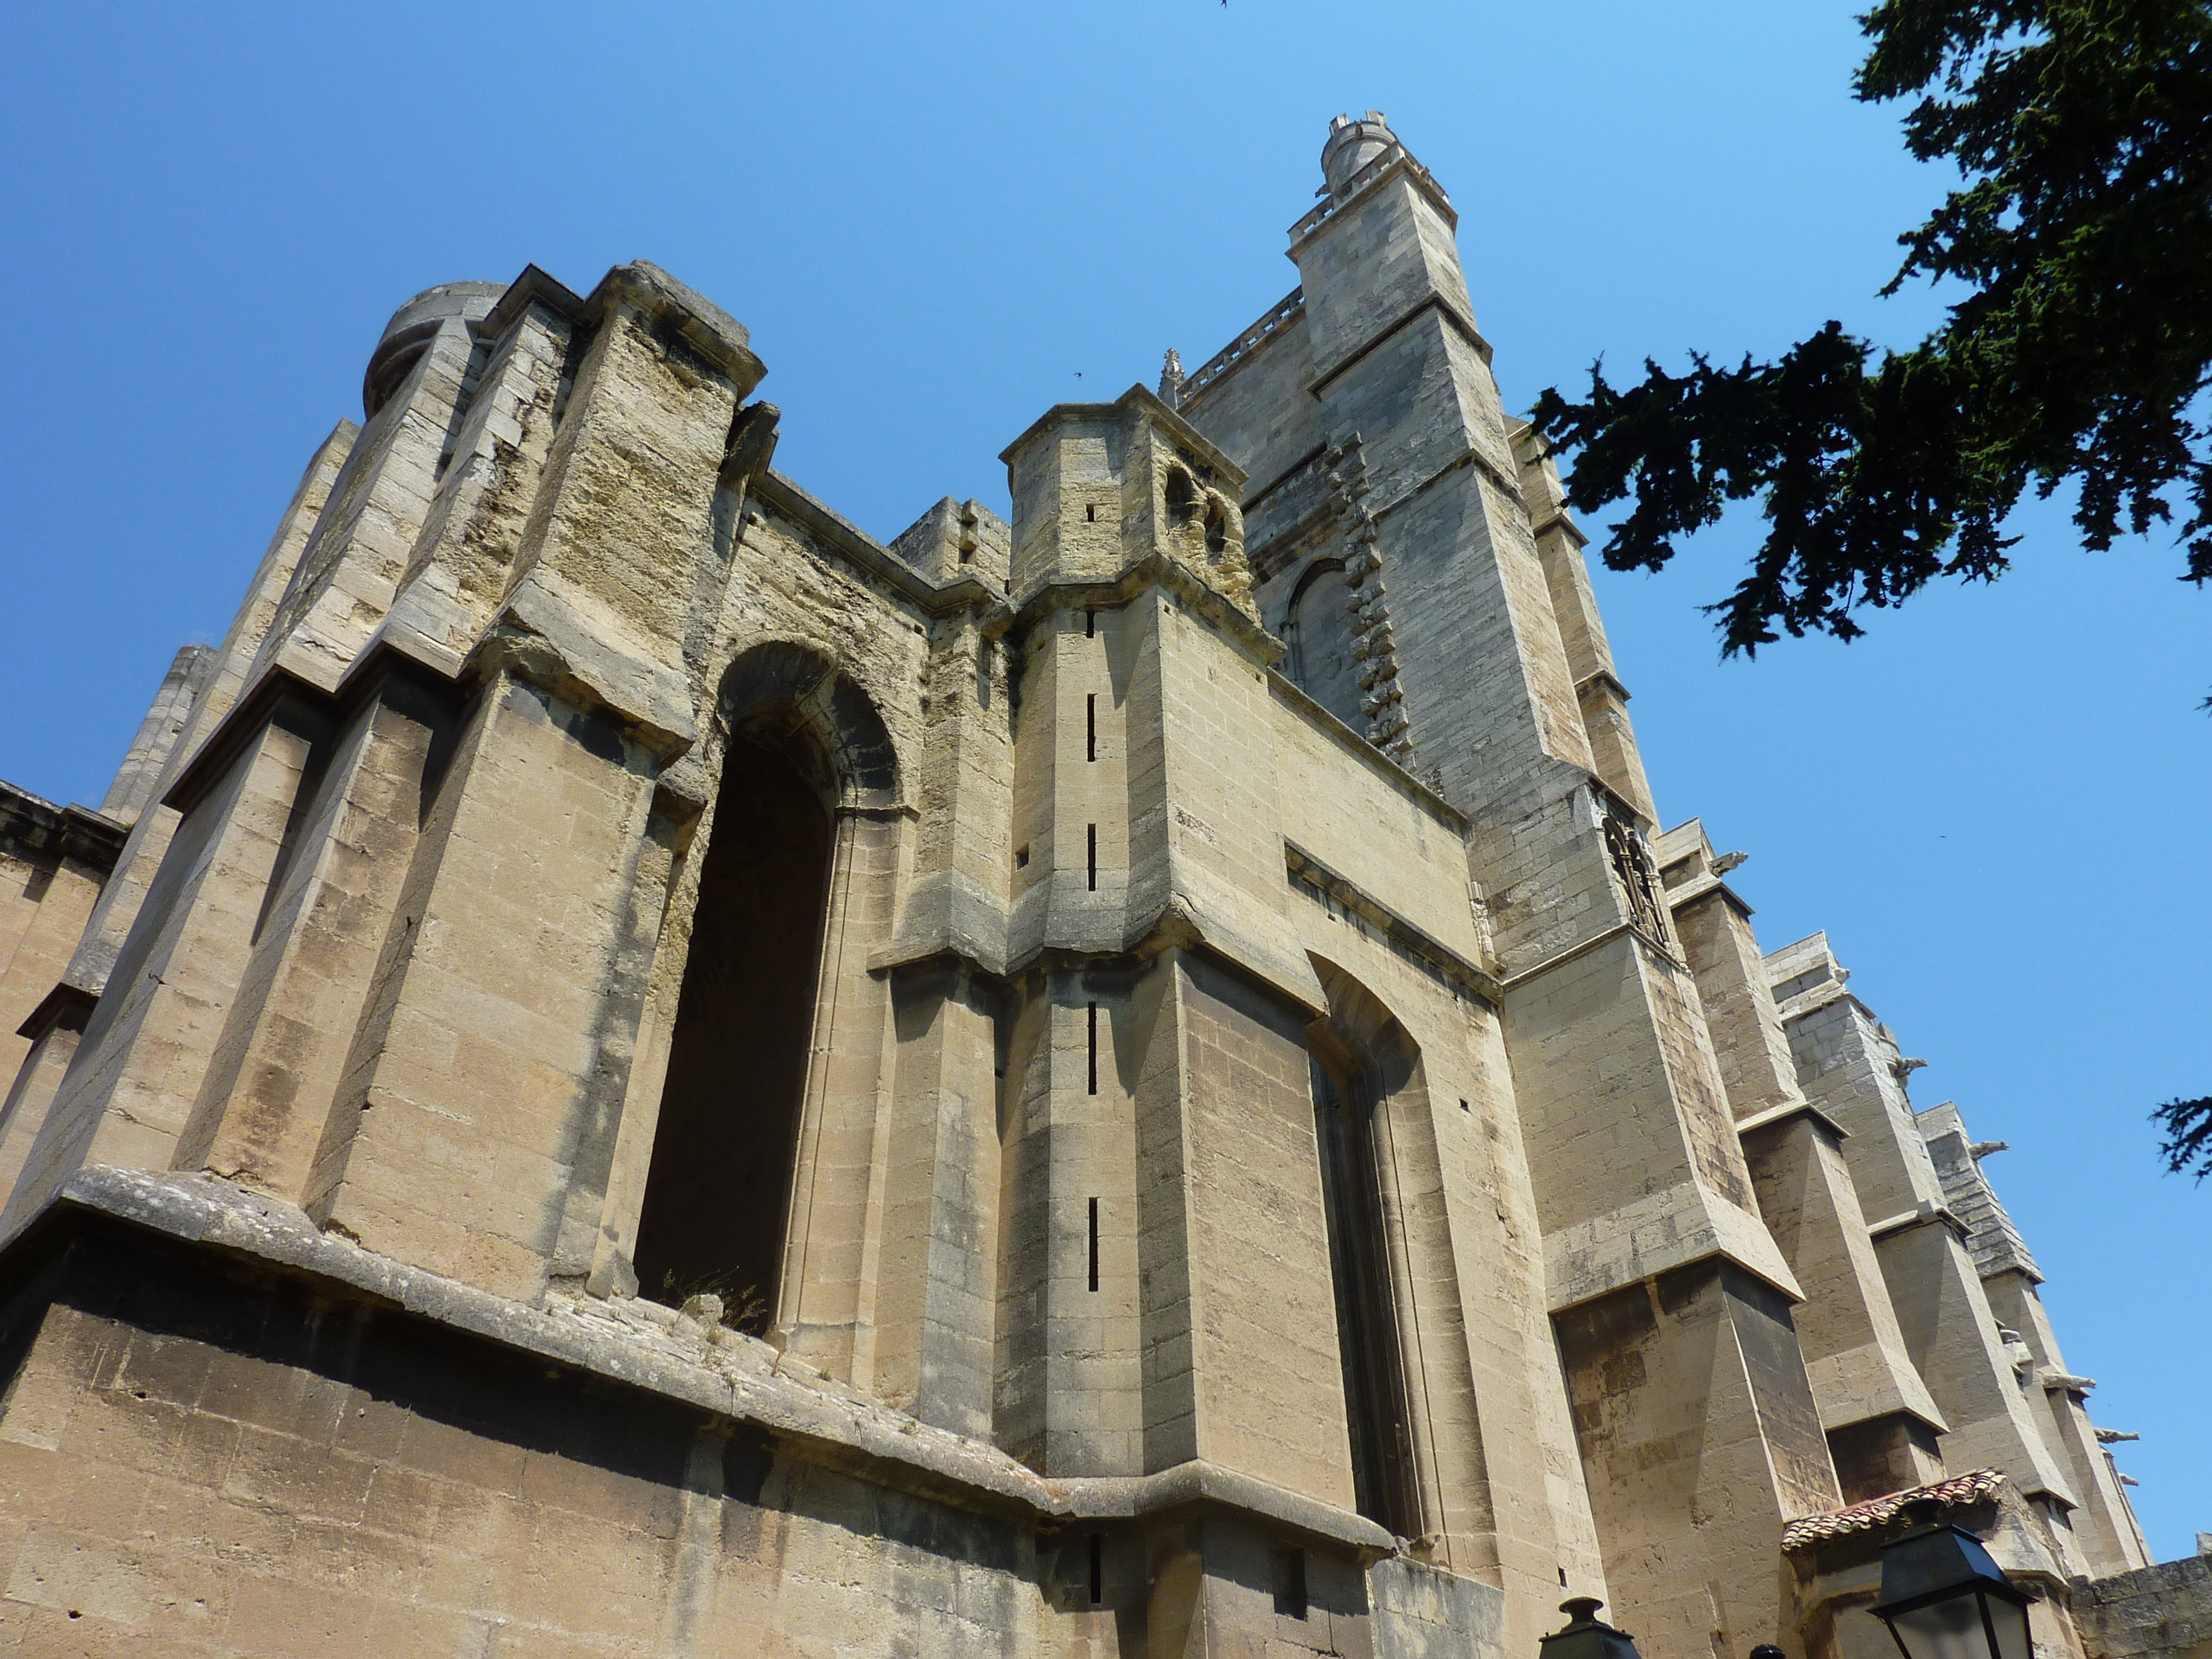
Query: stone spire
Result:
<box><xmin>1157</xmin><ymin>347</ymin><xmax>1185</xmax><ymax>409</ymax></box>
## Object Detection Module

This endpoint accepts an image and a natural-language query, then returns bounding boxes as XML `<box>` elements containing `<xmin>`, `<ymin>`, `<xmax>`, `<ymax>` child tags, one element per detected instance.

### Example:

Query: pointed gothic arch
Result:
<box><xmin>1305</xmin><ymin>956</ymin><xmax>1428</xmax><ymax>1539</ymax></box>
<box><xmin>630</xmin><ymin>642</ymin><xmax>899</xmax><ymax>1331</ymax></box>
<box><xmin>1282</xmin><ymin>558</ymin><xmax>1363</xmax><ymax>730</ymax></box>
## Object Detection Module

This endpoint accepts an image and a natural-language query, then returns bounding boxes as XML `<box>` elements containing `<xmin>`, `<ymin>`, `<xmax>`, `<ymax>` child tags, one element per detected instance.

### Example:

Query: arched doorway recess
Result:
<box><xmin>631</xmin><ymin>643</ymin><xmax>897</xmax><ymax>1335</ymax></box>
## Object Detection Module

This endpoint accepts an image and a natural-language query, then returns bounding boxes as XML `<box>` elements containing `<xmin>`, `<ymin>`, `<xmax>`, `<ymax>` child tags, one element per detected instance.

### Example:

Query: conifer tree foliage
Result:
<box><xmin>2153</xmin><ymin>1095</ymin><xmax>2212</xmax><ymax>1179</ymax></box>
<box><xmin>1529</xmin><ymin>0</ymin><xmax>2212</xmax><ymax>661</ymax></box>
<box><xmin>1533</xmin><ymin>2</ymin><xmax>2212</xmax><ymax>1183</ymax></box>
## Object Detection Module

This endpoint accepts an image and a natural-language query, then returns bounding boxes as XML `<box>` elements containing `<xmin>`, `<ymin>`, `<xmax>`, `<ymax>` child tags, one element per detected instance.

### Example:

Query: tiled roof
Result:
<box><xmin>1781</xmin><ymin>1469</ymin><xmax>2008</xmax><ymax>1553</ymax></box>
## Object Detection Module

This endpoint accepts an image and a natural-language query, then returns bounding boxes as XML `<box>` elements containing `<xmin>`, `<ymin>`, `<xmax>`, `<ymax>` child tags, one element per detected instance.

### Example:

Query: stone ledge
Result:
<box><xmin>1734</xmin><ymin>1098</ymin><xmax>1851</xmax><ymax>1141</ymax></box>
<box><xmin>752</xmin><ymin>469</ymin><xmax>1007</xmax><ymax>618</ymax></box>
<box><xmin>0</xmin><ymin>780</ymin><xmax>127</xmax><ymax>874</ymax></box>
<box><xmin>590</xmin><ymin>261</ymin><xmax>763</xmax><ymax>398</ymax></box>
<box><xmin>5</xmin><ymin>1165</ymin><xmax>1394</xmax><ymax>1558</ymax></box>
<box><xmin>1284</xmin><ymin>839</ymin><xmax>1498</xmax><ymax>1006</ymax></box>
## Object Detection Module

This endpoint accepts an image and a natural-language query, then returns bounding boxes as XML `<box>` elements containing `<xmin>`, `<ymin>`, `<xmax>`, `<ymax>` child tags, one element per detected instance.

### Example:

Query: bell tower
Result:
<box><xmin>1178</xmin><ymin>114</ymin><xmax>1848</xmax><ymax>1659</ymax></box>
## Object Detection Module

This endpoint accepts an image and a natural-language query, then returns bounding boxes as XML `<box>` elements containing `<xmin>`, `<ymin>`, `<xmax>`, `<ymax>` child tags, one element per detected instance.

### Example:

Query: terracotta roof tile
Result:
<box><xmin>1781</xmin><ymin>1469</ymin><xmax>2008</xmax><ymax>1553</ymax></box>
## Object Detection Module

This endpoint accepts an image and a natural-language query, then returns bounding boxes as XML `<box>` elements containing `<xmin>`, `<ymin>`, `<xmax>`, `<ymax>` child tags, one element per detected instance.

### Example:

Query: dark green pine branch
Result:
<box><xmin>2153</xmin><ymin>1094</ymin><xmax>2212</xmax><ymax>1179</ymax></box>
<box><xmin>1530</xmin><ymin>1</ymin><xmax>2212</xmax><ymax>1181</ymax></box>
<box><xmin>1529</xmin><ymin>0</ymin><xmax>2212</xmax><ymax>658</ymax></box>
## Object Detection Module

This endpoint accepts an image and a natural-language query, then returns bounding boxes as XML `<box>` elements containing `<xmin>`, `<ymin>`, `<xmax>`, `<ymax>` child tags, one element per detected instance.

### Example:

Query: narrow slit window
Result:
<box><xmin>1087</xmin><ymin>823</ymin><xmax>1097</xmax><ymax>891</ymax></box>
<box><xmin>1085</xmin><ymin>503</ymin><xmax>1097</xmax><ymax>523</ymax></box>
<box><xmin>1271</xmin><ymin>1546</ymin><xmax>1308</xmax><ymax>1619</ymax></box>
<box><xmin>1085</xmin><ymin>609</ymin><xmax>1095</xmax><ymax>638</ymax></box>
<box><xmin>1087</xmin><ymin>1001</ymin><xmax>1099</xmax><ymax>1094</ymax></box>
<box><xmin>1087</xmin><ymin>694</ymin><xmax>1096</xmax><ymax>762</ymax></box>
<box><xmin>1088</xmin><ymin>1533</ymin><xmax>1104</xmax><ymax>1604</ymax></box>
<box><xmin>1088</xmin><ymin>1196</ymin><xmax>1100</xmax><ymax>1291</ymax></box>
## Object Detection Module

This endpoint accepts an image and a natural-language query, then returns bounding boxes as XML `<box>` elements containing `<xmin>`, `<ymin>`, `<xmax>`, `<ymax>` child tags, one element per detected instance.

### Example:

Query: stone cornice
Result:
<box><xmin>751</xmin><ymin>470</ymin><xmax>1008</xmax><ymax>622</ymax></box>
<box><xmin>1288</xmin><ymin>147</ymin><xmax>1457</xmax><ymax>252</ymax></box>
<box><xmin>1284</xmin><ymin>840</ymin><xmax>1498</xmax><ymax>1007</ymax></box>
<box><xmin>476</xmin><ymin>262</ymin><xmax>586</xmax><ymax>340</ymax></box>
<box><xmin>1732</xmin><ymin>1098</ymin><xmax>1850</xmax><ymax>1142</ymax></box>
<box><xmin>0</xmin><ymin>782</ymin><xmax>127</xmax><ymax>874</ymax></box>
<box><xmin>1529</xmin><ymin>510</ymin><xmax>1589</xmax><ymax>550</ymax></box>
<box><xmin>1665</xmin><ymin>870</ymin><xmax>1755</xmax><ymax>922</ymax></box>
<box><xmin>2</xmin><ymin>1166</ymin><xmax>1395</xmax><ymax>1557</ymax></box>
<box><xmin>1009</xmin><ymin>554</ymin><xmax>1282</xmax><ymax>668</ymax></box>
<box><xmin>585</xmin><ymin>261</ymin><xmax>765</xmax><ymax>398</ymax></box>
<box><xmin>1307</xmin><ymin>292</ymin><xmax>1495</xmax><ymax>398</ymax></box>
<box><xmin>996</xmin><ymin>384</ymin><xmax>1245</xmax><ymax>488</ymax></box>
<box><xmin>1501</xmin><ymin>919</ymin><xmax>1683</xmax><ymax>993</ymax></box>
<box><xmin>1866</xmin><ymin>1199</ymin><xmax>1972</xmax><ymax>1243</ymax></box>
<box><xmin>1574</xmin><ymin>668</ymin><xmax>1632</xmax><ymax>705</ymax></box>
<box><xmin>161</xmin><ymin>648</ymin><xmax>453</xmax><ymax>816</ymax></box>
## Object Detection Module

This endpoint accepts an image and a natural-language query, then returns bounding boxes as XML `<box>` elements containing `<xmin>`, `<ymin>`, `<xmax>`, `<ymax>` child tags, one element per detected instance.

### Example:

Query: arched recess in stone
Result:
<box><xmin>1305</xmin><ymin>955</ymin><xmax>1487</xmax><ymax>1557</ymax></box>
<box><xmin>1283</xmin><ymin>558</ymin><xmax>1364</xmax><ymax>730</ymax></box>
<box><xmin>629</xmin><ymin>641</ymin><xmax>902</xmax><ymax>1335</ymax></box>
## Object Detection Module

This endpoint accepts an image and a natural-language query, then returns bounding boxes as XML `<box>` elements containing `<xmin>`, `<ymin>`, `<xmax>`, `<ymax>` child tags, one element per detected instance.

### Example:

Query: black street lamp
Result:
<box><xmin>1869</xmin><ymin>1500</ymin><xmax>2033</xmax><ymax>1659</ymax></box>
<box><xmin>1540</xmin><ymin>1598</ymin><xmax>1645</xmax><ymax>1659</ymax></box>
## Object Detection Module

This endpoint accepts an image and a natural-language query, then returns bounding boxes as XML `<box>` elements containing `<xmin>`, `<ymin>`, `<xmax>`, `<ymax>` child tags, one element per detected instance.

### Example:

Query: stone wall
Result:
<box><xmin>2077</xmin><ymin>1556</ymin><xmax>2212</xmax><ymax>1659</ymax></box>
<box><xmin>0</xmin><ymin>1176</ymin><xmax>1515</xmax><ymax>1659</ymax></box>
<box><xmin>0</xmin><ymin>1212</ymin><xmax>1045</xmax><ymax>1657</ymax></box>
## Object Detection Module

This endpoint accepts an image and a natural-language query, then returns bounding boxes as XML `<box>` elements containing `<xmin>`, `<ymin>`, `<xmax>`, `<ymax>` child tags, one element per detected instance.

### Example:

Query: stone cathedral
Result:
<box><xmin>0</xmin><ymin>115</ymin><xmax>2191</xmax><ymax>1659</ymax></box>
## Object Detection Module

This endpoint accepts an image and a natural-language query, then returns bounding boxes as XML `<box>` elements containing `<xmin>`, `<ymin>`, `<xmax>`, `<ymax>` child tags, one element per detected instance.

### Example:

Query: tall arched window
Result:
<box><xmin>1284</xmin><ymin>560</ymin><xmax>1364</xmax><ymax>731</ymax></box>
<box><xmin>632</xmin><ymin>731</ymin><xmax>833</xmax><ymax>1332</ymax></box>
<box><xmin>1308</xmin><ymin>1024</ymin><xmax>1420</xmax><ymax>1537</ymax></box>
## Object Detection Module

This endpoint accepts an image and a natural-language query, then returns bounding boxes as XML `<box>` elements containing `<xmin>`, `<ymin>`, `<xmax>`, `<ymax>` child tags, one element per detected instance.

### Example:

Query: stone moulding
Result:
<box><xmin>1284</xmin><ymin>839</ymin><xmax>1500</xmax><ymax>1008</ymax></box>
<box><xmin>595</xmin><ymin>260</ymin><xmax>763</xmax><ymax>394</ymax></box>
<box><xmin>1732</xmin><ymin>1098</ymin><xmax>1851</xmax><ymax>1141</ymax></box>
<box><xmin>1179</xmin><ymin>287</ymin><xmax>1305</xmax><ymax>407</ymax></box>
<box><xmin>0</xmin><ymin>783</ymin><xmax>127</xmax><ymax>874</ymax></box>
<box><xmin>475</xmin><ymin>261</ymin><xmax>586</xmax><ymax>341</ymax></box>
<box><xmin>1307</xmin><ymin>290</ymin><xmax>1495</xmax><ymax>396</ymax></box>
<box><xmin>1239</xmin><ymin>440</ymin><xmax>1330</xmax><ymax>521</ymax></box>
<box><xmin>752</xmin><ymin>469</ymin><xmax>1008</xmax><ymax>620</ymax></box>
<box><xmin>2</xmin><ymin>1164</ymin><xmax>1394</xmax><ymax>1557</ymax></box>
<box><xmin>1289</xmin><ymin>142</ymin><xmax>1456</xmax><ymax>249</ymax></box>
<box><xmin>1264</xmin><ymin>668</ymin><xmax>1467</xmax><ymax>833</ymax></box>
<box><xmin>1011</xmin><ymin>555</ymin><xmax>1283</xmax><ymax>669</ymax></box>
<box><xmin>996</xmin><ymin>384</ymin><xmax>1242</xmax><ymax>480</ymax></box>
<box><xmin>157</xmin><ymin>649</ymin><xmax>446</xmax><ymax>817</ymax></box>
<box><xmin>1367</xmin><ymin>435</ymin><xmax>1523</xmax><ymax>528</ymax></box>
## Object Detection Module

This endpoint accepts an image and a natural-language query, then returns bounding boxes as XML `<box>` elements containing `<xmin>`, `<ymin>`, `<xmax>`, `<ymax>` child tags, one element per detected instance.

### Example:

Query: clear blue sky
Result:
<box><xmin>2</xmin><ymin>0</ymin><xmax>2204</xmax><ymax>1560</ymax></box>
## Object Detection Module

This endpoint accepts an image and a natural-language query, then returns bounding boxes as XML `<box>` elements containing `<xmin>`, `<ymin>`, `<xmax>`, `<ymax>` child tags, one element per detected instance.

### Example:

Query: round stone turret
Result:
<box><xmin>363</xmin><ymin>280</ymin><xmax>506</xmax><ymax>418</ymax></box>
<box><xmin>1321</xmin><ymin>110</ymin><xmax>1398</xmax><ymax>196</ymax></box>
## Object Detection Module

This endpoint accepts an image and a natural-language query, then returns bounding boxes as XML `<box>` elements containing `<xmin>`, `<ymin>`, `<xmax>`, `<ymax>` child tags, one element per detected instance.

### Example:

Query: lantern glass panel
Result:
<box><xmin>1985</xmin><ymin>1593</ymin><xmax>2031</xmax><ymax>1659</ymax></box>
<box><xmin>1888</xmin><ymin>1595</ymin><xmax>1989</xmax><ymax>1659</ymax></box>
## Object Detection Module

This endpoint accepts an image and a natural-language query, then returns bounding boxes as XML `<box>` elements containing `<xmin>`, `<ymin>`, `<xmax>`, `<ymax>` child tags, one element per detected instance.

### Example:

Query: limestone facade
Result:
<box><xmin>0</xmin><ymin>115</ymin><xmax>2173</xmax><ymax>1658</ymax></box>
